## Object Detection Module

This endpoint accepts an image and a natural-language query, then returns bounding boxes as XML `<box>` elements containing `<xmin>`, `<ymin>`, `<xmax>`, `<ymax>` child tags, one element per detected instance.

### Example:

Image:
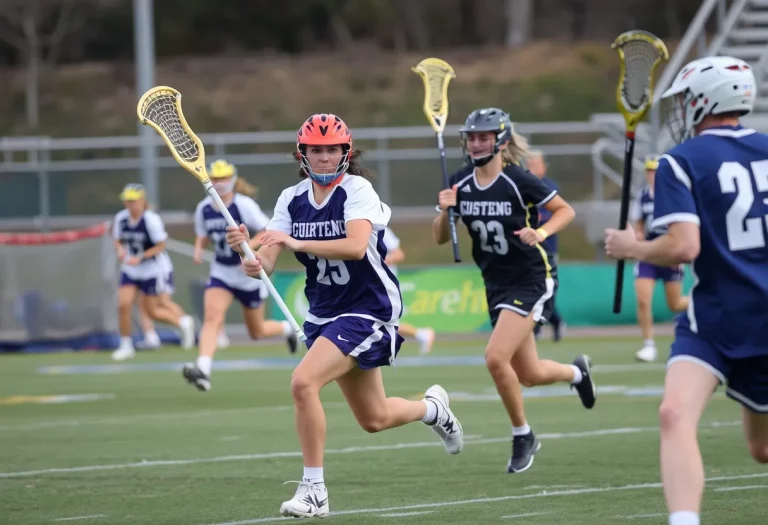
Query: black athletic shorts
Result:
<box><xmin>485</xmin><ymin>277</ymin><xmax>558</xmax><ymax>328</ymax></box>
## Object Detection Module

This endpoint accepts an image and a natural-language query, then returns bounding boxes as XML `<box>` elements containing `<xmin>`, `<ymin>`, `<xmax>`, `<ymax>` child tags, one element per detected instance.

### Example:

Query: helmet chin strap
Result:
<box><xmin>469</xmin><ymin>153</ymin><xmax>494</xmax><ymax>167</ymax></box>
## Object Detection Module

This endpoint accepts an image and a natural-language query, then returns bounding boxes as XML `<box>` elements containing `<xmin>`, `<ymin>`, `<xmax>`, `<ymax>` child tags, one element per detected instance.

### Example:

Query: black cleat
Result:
<box><xmin>571</xmin><ymin>354</ymin><xmax>596</xmax><ymax>409</ymax></box>
<box><xmin>182</xmin><ymin>364</ymin><xmax>211</xmax><ymax>392</ymax></box>
<box><xmin>507</xmin><ymin>432</ymin><xmax>541</xmax><ymax>473</ymax></box>
<box><xmin>552</xmin><ymin>321</ymin><xmax>566</xmax><ymax>342</ymax></box>
<box><xmin>286</xmin><ymin>332</ymin><xmax>298</xmax><ymax>355</ymax></box>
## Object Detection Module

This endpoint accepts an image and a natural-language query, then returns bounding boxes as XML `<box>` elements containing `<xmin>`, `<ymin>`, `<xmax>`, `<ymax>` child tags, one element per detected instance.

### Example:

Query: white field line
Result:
<box><xmin>501</xmin><ymin>512</ymin><xmax>550</xmax><ymax>519</ymax></box>
<box><xmin>207</xmin><ymin>473</ymin><xmax>768</xmax><ymax>525</ymax></box>
<box><xmin>52</xmin><ymin>515</ymin><xmax>107</xmax><ymax>522</ymax></box>
<box><xmin>0</xmin><ymin>402</ymin><xmax>348</xmax><ymax>432</ymax></box>
<box><xmin>379</xmin><ymin>511</ymin><xmax>434</xmax><ymax>517</ymax></box>
<box><xmin>713</xmin><ymin>484</ymin><xmax>768</xmax><ymax>492</ymax></box>
<box><xmin>621</xmin><ymin>514</ymin><xmax>665</xmax><ymax>519</ymax></box>
<box><xmin>0</xmin><ymin>421</ymin><xmax>739</xmax><ymax>479</ymax></box>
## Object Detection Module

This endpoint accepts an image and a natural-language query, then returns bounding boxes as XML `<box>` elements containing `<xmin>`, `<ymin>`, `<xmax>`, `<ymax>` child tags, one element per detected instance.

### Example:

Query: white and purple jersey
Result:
<box><xmin>268</xmin><ymin>175</ymin><xmax>402</xmax><ymax>326</ymax></box>
<box><xmin>195</xmin><ymin>194</ymin><xmax>270</xmax><ymax>292</ymax></box>
<box><xmin>113</xmin><ymin>209</ymin><xmax>167</xmax><ymax>281</ymax></box>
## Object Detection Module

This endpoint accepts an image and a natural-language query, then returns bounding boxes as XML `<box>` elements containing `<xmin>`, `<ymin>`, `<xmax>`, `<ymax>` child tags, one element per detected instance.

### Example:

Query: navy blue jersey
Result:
<box><xmin>652</xmin><ymin>125</ymin><xmax>768</xmax><ymax>357</ymax></box>
<box><xmin>195</xmin><ymin>194</ymin><xmax>270</xmax><ymax>291</ymax></box>
<box><xmin>630</xmin><ymin>186</ymin><xmax>666</xmax><ymax>241</ymax></box>
<box><xmin>268</xmin><ymin>175</ymin><xmax>402</xmax><ymax>324</ymax></box>
<box><xmin>537</xmin><ymin>177</ymin><xmax>560</xmax><ymax>254</ymax></box>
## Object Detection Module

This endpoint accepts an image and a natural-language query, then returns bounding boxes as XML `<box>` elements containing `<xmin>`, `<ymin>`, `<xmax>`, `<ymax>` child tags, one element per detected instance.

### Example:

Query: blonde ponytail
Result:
<box><xmin>234</xmin><ymin>177</ymin><xmax>257</xmax><ymax>197</ymax></box>
<box><xmin>501</xmin><ymin>131</ymin><xmax>533</xmax><ymax>167</ymax></box>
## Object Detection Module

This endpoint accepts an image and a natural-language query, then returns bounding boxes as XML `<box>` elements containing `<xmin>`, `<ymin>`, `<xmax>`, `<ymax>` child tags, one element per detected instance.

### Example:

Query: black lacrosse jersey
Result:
<box><xmin>448</xmin><ymin>164</ymin><xmax>558</xmax><ymax>287</ymax></box>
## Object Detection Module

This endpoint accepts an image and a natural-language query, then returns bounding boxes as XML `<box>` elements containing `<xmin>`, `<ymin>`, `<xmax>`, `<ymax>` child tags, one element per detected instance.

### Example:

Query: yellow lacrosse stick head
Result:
<box><xmin>412</xmin><ymin>58</ymin><xmax>456</xmax><ymax>134</ymax></box>
<box><xmin>137</xmin><ymin>86</ymin><xmax>210</xmax><ymax>184</ymax></box>
<box><xmin>612</xmin><ymin>30</ymin><xmax>669</xmax><ymax>133</ymax></box>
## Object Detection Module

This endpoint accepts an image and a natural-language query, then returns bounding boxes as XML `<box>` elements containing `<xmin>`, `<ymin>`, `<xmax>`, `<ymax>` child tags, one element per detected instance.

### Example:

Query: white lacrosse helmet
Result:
<box><xmin>662</xmin><ymin>56</ymin><xmax>755</xmax><ymax>143</ymax></box>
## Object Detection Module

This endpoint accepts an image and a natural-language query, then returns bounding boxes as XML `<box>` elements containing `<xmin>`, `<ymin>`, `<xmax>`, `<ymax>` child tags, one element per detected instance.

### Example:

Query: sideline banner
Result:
<box><xmin>269</xmin><ymin>263</ymin><xmax>693</xmax><ymax>333</ymax></box>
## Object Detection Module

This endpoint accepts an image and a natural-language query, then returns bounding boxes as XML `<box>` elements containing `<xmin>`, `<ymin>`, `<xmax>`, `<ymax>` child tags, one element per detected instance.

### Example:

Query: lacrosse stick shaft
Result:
<box><xmin>436</xmin><ymin>132</ymin><xmax>461</xmax><ymax>263</ymax></box>
<box><xmin>612</xmin><ymin>133</ymin><xmax>636</xmax><ymax>314</ymax></box>
<box><xmin>204</xmin><ymin>182</ymin><xmax>306</xmax><ymax>343</ymax></box>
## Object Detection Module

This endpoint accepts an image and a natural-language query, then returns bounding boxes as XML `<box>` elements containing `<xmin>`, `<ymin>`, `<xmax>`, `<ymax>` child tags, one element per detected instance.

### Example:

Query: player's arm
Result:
<box><xmin>298</xmin><ymin>219</ymin><xmax>372</xmax><ymax>260</ymax></box>
<box><xmin>606</xmin><ymin>155</ymin><xmax>700</xmax><ymax>264</ymax></box>
<box><xmin>630</xmin><ymin>223</ymin><xmax>700</xmax><ymax>265</ymax></box>
<box><xmin>385</xmin><ymin>246</ymin><xmax>405</xmax><ymax>265</ymax></box>
<box><xmin>112</xmin><ymin>217</ymin><xmax>126</xmax><ymax>260</ymax></box>
<box><xmin>634</xmin><ymin>220</ymin><xmax>645</xmax><ymax>241</ymax></box>
<box><xmin>536</xmin><ymin>195</ymin><xmax>575</xmax><ymax>238</ymax></box>
<box><xmin>141</xmin><ymin>240</ymin><xmax>167</xmax><ymax>260</ymax></box>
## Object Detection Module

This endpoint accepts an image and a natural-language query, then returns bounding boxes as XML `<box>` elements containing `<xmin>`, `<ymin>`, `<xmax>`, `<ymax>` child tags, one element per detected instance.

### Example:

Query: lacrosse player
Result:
<box><xmin>527</xmin><ymin>149</ymin><xmax>566</xmax><ymax>342</ymax></box>
<box><xmin>226</xmin><ymin>114</ymin><xmax>463</xmax><ymax>518</ymax></box>
<box><xmin>433</xmin><ymin>108</ymin><xmax>596</xmax><ymax>474</ymax></box>
<box><xmin>629</xmin><ymin>155</ymin><xmax>689</xmax><ymax>363</ymax></box>
<box><xmin>605</xmin><ymin>56</ymin><xmax>768</xmax><ymax>525</ymax></box>
<box><xmin>112</xmin><ymin>183</ymin><xmax>195</xmax><ymax>360</ymax></box>
<box><xmin>182</xmin><ymin>159</ymin><xmax>298</xmax><ymax>392</ymax></box>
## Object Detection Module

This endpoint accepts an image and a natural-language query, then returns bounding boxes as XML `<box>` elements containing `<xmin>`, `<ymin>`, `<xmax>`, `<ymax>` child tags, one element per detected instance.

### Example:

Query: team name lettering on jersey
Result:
<box><xmin>203</xmin><ymin>217</ymin><xmax>230</xmax><ymax>231</ymax></box>
<box><xmin>460</xmin><ymin>201</ymin><xmax>513</xmax><ymax>217</ymax></box>
<box><xmin>292</xmin><ymin>220</ymin><xmax>346</xmax><ymax>239</ymax></box>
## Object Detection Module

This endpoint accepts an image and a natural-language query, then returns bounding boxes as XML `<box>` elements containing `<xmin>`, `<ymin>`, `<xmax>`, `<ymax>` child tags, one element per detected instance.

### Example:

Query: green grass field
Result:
<box><xmin>0</xmin><ymin>335</ymin><xmax>764</xmax><ymax>524</ymax></box>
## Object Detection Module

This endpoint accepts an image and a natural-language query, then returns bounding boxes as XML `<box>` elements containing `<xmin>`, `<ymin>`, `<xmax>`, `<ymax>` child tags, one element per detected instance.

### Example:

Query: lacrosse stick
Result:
<box><xmin>137</xmin><ymin>86</ymin><xmax>306</xmax><ymax>343</ymax></box>
<box><xmin>412</xmin><ymin>58</ymin><xmax>461</xmax><ymax>263</ymax></box>
<box><xmin>611</xmin><ymin>31</ymin><xmax>669</xmax><ymax>314</ymax></box>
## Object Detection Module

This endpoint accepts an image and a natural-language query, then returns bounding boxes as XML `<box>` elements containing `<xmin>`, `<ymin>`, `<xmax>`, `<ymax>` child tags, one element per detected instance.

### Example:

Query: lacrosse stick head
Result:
<box><xmin>411</xmin><ymin>58</ymin><xmax>456</xmax><ymax>134</ymax></box>
<box><xmin>137</xmin><ymin>86</ymin><xmax>209</xmax><ymax>184</ymax></box>
<box><xmin>612</xmin><ymin>30</ymin><xmax>669</xmax><ymax>133</ymax></box>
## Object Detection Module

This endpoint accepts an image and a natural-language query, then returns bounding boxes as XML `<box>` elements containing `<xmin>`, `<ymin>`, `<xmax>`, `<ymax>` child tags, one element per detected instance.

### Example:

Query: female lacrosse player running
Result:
<box><xmin>630</xmin><ymin>154</ymin><xmax>689</xmax><ymax>363</ymax></box>
<box><xmin>112</xmin><ymin>184</ymin><xmax>195</xmax><ymax>360</ymax></box>
<box><xmin>182</xmin><ymin>159</ymin><xmax>298</xmax><ymax>392</ymax></box>
<box><xmin>382</xmin><ymin>226</ymin><xmax>435</xmax><ymax>354</ymax></box>
<box><xmin>226</xmin><ymin>114</ymin><xmax>463</xmax><ymax>518</ymax></box>
<box><xmin>605</xmin><ymin>56</ymin><xmax>768</xmax><ymax>525</ymax></box>
<box><xmin>433</xmin><ymin>108</ymin><xmax>596</xmax><ymax>474</ymax></box>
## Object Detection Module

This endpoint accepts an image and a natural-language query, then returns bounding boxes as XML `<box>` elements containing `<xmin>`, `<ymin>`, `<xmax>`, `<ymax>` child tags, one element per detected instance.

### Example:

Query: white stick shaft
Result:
<box><xmin>204</xmin><ymin>183</ymin><xmax>306</xmax><ymax>343</ymax></box>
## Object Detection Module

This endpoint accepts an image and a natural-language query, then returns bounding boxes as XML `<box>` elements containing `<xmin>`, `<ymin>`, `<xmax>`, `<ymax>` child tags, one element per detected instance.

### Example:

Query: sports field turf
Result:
<box><xmin>0</xmin><ymin>335</ymin><xmax>763</xmax><ymax>524</ymax></box>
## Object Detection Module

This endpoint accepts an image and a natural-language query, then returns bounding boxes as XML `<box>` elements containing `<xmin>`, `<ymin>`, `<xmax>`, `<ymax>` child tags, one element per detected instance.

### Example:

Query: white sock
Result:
<box><xmin>644</xmin><ymin>339</ymin><xmax>655</xmax><ymax>348</ymax></box>
<box><xmin>179</xmin><ymin>315</ymin><xmax>193</xmax><ymax>328</ymax></box>
<box><xmin>120</xmin><ymin>336</ymin><xmax>133</xmax><ymax>348</ymax></box>
<box><xmin>421</xmin><ymin>398</ymin><xmax>438</xmax><ymax>425</ymax></box>
<box><xmin>196</xmin><ymin>355</ymin><xmax>213</xmax><ymax>376</ymax></box>
<box><xmin>415</xmin><ymin>329</ymin><xmax>429</xmax><ymax>342</ymax></box>
<box><xmin>512</xmin><ymin>423</ymin><xmax>531</xmax><ymax>436</ymax></box>
<box><xmin>145</xmin><ymin>330</ymin><xmax>160</xmax><ymax>343</ymax></box>
<box><xmin>303</xmin><ymin>466</ymin><xmax>324</xmax><ymax>484</ymax></box>
<box><xmin>669</xmin><ymin>511</ymin><xmax>700</xmax><ymax>525</ymax></box>
<box><xmin>570</xmin><ymin>364</ymin><xmax>583</xmax><ymax>385</ymax></box>
<box><xmin>281</xmin><ymin>321</ymin><xmax>292</xmax><ymax>337</ymax></box>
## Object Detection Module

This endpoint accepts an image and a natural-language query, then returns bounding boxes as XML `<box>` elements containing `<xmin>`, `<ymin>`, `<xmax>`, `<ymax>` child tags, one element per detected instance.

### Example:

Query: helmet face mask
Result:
<box><xmin>459</xmin><ymin>108</ymin><xmax>513</xmax><ymax>167</ymax></box>
<box><xmin>296</xmin><ymin>114</ymin><xmax>352</xmax><ymax>186</ymax></box>
<box><xmin>661</xmin><ymin>56</ymin><xmax>756</xmax><ymax>144</ymax></box>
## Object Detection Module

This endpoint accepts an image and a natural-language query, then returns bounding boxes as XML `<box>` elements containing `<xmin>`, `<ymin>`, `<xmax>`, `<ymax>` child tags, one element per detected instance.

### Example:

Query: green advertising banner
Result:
<box><xmin>268</xmin><ymin>263</ymin><xmax>694</xmax><ymax>333</ymax></box>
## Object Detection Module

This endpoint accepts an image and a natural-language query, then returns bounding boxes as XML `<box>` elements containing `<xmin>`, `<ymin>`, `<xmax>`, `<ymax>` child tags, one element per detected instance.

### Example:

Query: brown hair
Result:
<box><xmin>234</xmin><ymin>177</ymin><xmax>257</xmax><ymax>197</ymax></box>
<box><xmin>295</xmin><ymin>148</ymin><xmax>374</xmax><ymax>180</ymax></box>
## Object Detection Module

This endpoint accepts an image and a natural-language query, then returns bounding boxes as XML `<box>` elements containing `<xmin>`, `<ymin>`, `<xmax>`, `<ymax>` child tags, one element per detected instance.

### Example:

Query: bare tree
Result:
<box><xmin>0</xmin><ymin>0</ymin><xmax>92</xmax><ymax>130</ymax></box>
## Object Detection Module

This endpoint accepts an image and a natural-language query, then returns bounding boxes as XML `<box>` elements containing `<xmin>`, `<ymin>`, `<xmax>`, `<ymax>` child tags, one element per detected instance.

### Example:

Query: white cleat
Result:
<box><xmin>179</xmin><ymin>316</ymin><xmax>195</xmax><ymax>350</ymax></box>
<box><xmin>111</xmin><ymin>346</ymin><xmax>135</xmax><ymax>361</ymax></box>
<box><xmin>635</xmin><ymin>345</ymin><xmax>658</xmax><ymax>363</ymax></box>
<box><xmin>279</xmin><ymin>481</ymin><xmax>329</xmax><ymax>518</ymax></box>
<box><xmin>424</xmin><ymin>384</ymin><xmax>464</xmax><ymax>454</ymax></box>
<box><xmin>417</xmin><ymin>328</ymin><xmax>435</xmax><ymax>355</ymax></box>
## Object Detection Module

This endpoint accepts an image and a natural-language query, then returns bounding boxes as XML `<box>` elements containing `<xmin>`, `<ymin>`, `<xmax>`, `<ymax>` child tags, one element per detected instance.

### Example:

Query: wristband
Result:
<box><xmin>536</xmin><ymin>228</ymin><xmax>549</xmax><ymax>240</ymax></box>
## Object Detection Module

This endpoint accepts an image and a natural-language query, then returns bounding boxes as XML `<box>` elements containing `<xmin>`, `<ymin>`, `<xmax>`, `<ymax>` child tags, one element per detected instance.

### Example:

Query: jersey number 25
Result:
<box><xmin>307</xmin><ymin>254</ymin><xmax>350</xmax><ymax>285</ymax></box>
<box><xmin>719</xmin><ymin>160</ymin><xmax>768</xmax><ymax>252</ymax></box>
